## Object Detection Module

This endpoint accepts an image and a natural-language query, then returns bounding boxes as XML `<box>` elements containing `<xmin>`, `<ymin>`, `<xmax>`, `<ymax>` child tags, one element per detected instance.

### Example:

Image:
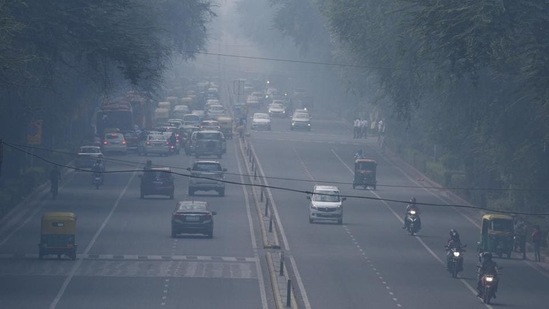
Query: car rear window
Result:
<box><xmin>106</xmin><ymin>133</ymin><xmax>122</xmax><ymax>140</ymax></box>
<box><xmin>144</xmin><ymin>170</ymin><xmax>171</xmax><ymax>179</ymax></box>
<box><xmin>193</xmin><ymin>163</ymin><xmax>222</xmax><ymax>172</ymax></box>
<box><xmin>177</xmin><ymin>202</ymin><xmax>207</xmax><ymax>212</ymax></box>
<box><xmin>196</xmin><ymin>132</ymin><xmax>221</xmax><ymax>140</ymax></box>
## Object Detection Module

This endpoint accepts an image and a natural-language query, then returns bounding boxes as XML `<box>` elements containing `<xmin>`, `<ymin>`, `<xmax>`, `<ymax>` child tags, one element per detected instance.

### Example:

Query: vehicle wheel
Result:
<box><xmin>169</xmin><ymin>193</ymin><xmax>174</xmax><ymax>200</ymax></box>
<box><xmin>309</xmin><ymin>218</ymin><xmax>313</xmax><ymax>224</ymax></box>
<box><xmin>373</xmin><ymin>185</ymin><xmax>376</xmax><ymax>190</ymax></box>
<box><xmin>70</xmin><ymin>250</ymin><xmax>76</xmax><ymax>260</ymax></box>
<box><xmin>171</xmin><ymin>230</ymin><xmax>177</xmax><ymax>238</ymax></box>
<box><xmin>452</xmin><ymin>266</ymin><xmax>458</xmax><ymax>278</ymax></box>
<box><xmin>217</xmin><ymin>154</ymin><xmax>222</xmax><ymax>159</ymax></box>
<box><xmin>352</xmin><ymin>184</ymin><xmax>356</xmax><ymax>189</ymax></box>
<box><xmin>218</xmin><ymin>189</ymin><xmax>225</xmax><ymax>196</ymax></box>
<box><xmin>206</xmin><ymin>230</ymin><xmax>213</xmax><ymax>239</ymax></box>
<box><xmin>483</xmin><ymin>289</ymin><xmax>491</xmax><ymax>304</ymax></box>
<box><xmin>38</xmin><ymin>249</ymin><xmax>44</xmax><ymax>260</ymax></box>
<box><xmin>140</xmin><ymin>192</ymin><xmax>144</xmax><ymax>199</ymax></box>
<box><xmin>506</xmin><ymin>252</ymin><xmax>511</xmax><ymax>259</ymax></box>
<box><xmin>57</xmin><ymin>254</ymin><xmax>61</xmax><ymax>259</ymax></box>
<box><xmin>188</xmin><ymin>189</ymin><xmax>194</xmax><ymax>196</ymax></box>
<box><xmin>337</xmin><ymin>218</ymin><xmax>343</xmax><ymax>225</ymax></box>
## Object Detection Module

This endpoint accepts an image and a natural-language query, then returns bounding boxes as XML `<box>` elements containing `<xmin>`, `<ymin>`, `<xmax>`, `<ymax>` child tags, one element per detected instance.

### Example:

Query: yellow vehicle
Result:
<box><xmin>38</xmin><ymin>212</ymin><xmax>77</xmax><ymax>260</ymax></box>
<box><xmin>352</xmin><ymin>159</ymin><xmax>377</xmax><ymax>190</ymax></box>
<box><xmin>217</xmin><ymin>116</ymin><xmax>234</xmax><ymax>139</ymax></box>
<box><xmin>477</xmin><ymin>213</ymin><xmax>514</xmax><ymax>258</ymax></box>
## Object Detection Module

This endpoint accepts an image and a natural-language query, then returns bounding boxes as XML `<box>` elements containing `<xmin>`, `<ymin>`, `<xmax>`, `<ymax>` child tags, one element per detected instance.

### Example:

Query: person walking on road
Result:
<box><xmin>353</xmin><ymin>118</ymin><xmax>361</xmax><ymax>139</ymax></box>
<box><xmin>532</xmin><ymin>225</ymin><xmax>542</xmax><ymax>262</ymax></box>
<box><xmin>360</xmin><ymin>119</ymin><xmax>368</xmax><ymax>139</ymax></box>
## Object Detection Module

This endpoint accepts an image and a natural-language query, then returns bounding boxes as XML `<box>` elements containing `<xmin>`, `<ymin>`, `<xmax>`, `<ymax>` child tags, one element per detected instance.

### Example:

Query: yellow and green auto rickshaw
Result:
<box><xmin>477</xmin><ymin>213</ymin><xmax>514</xmax><ymax>258</ymax></box>
<box><xmin>217</xmin><ymin>116</ymin><xmax>234</xmax><ymax>139</ymax></box>
<box><xmin>353</xmin><ymin>159</ymin><xmax>377</xmax><ymax>190</ymax></box>
<box><xmin>38</xmin><ymin>212</ymin><xmax>77</xmax><ymax>260</ymax></box>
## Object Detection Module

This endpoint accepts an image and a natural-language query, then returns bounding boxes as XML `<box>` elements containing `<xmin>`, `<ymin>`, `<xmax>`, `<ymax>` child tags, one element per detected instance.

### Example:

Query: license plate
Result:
<box><xmin>185</xmin><ymin>216</ymin><xmax>200</xmax><ymax>222</ymax></box>
<box><xmin>153</xmin><ymin>181</ymin><xmax>163</xmax><ymax>185</ymax></box>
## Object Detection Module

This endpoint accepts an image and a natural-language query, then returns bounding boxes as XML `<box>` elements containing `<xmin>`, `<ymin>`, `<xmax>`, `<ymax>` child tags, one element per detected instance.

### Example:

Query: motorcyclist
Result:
<box><xmin>168</xmin><ymin>132</ymin><xmax>177</xmax><ymax>147</ymax></box>
<box><xmin>91</xmin><ymin>159</ymin><xmax>104</xmax><ymax>183</ymax></box>
<box><xmin>477</xmin><ymin>252</ymin><xmax>499</xmax><ymax>298</ymax></box>
<box><xmin>403</xmin><ymin>197</ymin><xmax>421</xmax><ymax>230</ymax></box>
<box><xmin>354</xmin><ymin>149</ymin><xmax>365</xmax><ymax>160</ymax></box>
<box><xmin>144</xmin><ymin>159</ymin><xmax>152</xmax><ymax>171</ymax></box>
<box><xmin>446</xmin><ymin>229</ymin><xmax>463</xmax><ymax>270</ymax></box>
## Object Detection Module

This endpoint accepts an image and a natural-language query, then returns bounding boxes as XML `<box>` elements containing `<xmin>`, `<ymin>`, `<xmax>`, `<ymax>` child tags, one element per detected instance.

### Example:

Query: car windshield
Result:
<box><xmin>148</xmin><ymin>135</ymin><xmax>167</xmax><ymax>141</ymax></box>
<box><xmin>254</xmin><ymin>114</ymin><xmax>269</xmax><ymax>119</ymax></box>
<box><xmin>193</xmin><ymin>163</ymin><xmax>222</xmax><ymax>172</ymax></box>
<box><xmin>270</xmin><ymin>104</ymin><xmax>283</xmax><ymax>109</ymax></box>
<box><xmin>106</xmin><ymin>133</ymin><xmax>122</xmax><ymax>140</ymax></box>
<box><xmin>177</xmin><ymin>202</ymin><xmax>208</xmax><ymax>212</ymax></box>
<box><xmin>144</xmin><ymin>170</ymin><xmax>171</xmax><ymax>180</ymax></box>
<box><xmin>357</xmin><ymin>162</ymin><xmax>376</xmax><ymax>170</ymax></box>
<box><xmin>293</xmin><ymin>113</ymin><xmax>309</xmax><ymax>119</ymax></box>
<box><xmin>491</xmin><ymin>219</ymin><xmax>513</xmax><ymax>232</ymax></box>
<box><xmin>312</xmin><ymin>191</ymin><xmax>340</xmax><ymax>202</ymax></box>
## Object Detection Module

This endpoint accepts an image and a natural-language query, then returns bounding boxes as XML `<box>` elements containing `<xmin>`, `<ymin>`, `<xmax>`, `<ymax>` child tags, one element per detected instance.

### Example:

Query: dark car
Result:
<box><xmin>140</xmin><ymin>167</ymin><xmax>175</xmax><ymax>199</ymax></box>
<box><xmin>171</xmin><ymin>200</ymin><xmax>216</xmax><ymax>238</ymax></box>
<box><xmin>123</xmin><ymin>131</ymin><xmax>139</xmax><ymax>151</ymax></box>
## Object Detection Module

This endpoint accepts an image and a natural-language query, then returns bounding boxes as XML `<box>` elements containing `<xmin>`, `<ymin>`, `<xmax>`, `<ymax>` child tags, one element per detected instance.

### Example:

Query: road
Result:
<box><xmin>1</xmin><ymin>104</ymin><xmax>548</xmax><ymax>309</ymax></box>
<box><xmin>247</xmin><ymin>109</ymin><xmax>549</xmax><ymax>309</ymax></box>
<box><xmin>0</xmin><ymin>136</ymin><xmax>272</xmax><ymax>308</ymax></box>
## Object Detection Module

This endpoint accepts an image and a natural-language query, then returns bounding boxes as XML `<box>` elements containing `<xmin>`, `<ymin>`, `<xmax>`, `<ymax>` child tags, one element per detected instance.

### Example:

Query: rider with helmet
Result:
<box><xmin>446</xmin><ymin>229</ymin><xmax>463</xmax><ymax>269</ymax></box>
<box><xmin>91</xmin><ymin>159</ymin><xmax>104</xmax><ymax>183</ymax></box>
<box><xmin>403</xmin><ymin>197</ymin><xmax>421</xmax><ymax>230</ymax></box>
<box><xmin>477</xmin><ymin>252</ymin><xmax>499</xmax><ymax>298</ymax></box>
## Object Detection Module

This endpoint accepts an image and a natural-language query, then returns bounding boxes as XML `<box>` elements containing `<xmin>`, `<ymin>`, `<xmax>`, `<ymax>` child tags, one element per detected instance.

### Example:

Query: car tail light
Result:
<box><xmin>146</xmin><ymin>141</ymin><xmax>150</xmax><ymax>145</ymax></box>
<box><xmin>103</xmin><ymin>141</ymin><xmax>108</xmax><ymax>145</ymax></box>
<box><xmin>122</xmin><ymin>140</ymin><xmax>126</xmax><ymax>145</ymax></box>
<box><xmin>203</xmin><ymin>213</ymin><xmax>212</xmax><ymax>220</ymax></box>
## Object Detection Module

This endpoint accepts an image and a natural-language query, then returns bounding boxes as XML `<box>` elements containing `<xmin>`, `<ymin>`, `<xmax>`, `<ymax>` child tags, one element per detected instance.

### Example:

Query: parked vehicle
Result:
<box><xmin>477</xmin><ymin>214</ymin><xmax>514</xmax><ymax>258</ymax></box>
<box><xmin>38</xmin><ymin>212</ymin><xmax>77</xmax><ymax>260</ymax></box>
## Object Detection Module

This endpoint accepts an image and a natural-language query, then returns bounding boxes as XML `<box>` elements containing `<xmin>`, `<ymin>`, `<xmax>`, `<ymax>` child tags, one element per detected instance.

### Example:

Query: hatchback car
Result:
<box><xmin>268</xmin><ymin>103</ymin><xmax>286</xmax><ymax>117</ymax></box>
<box><xmin>140</xmin><ymin>167</ymin><xmax>175</xmax><ymax>199</ymax></box>
<box><xmin>75</xmin><ymin>146</ymin><xmax>103</xmax><ymax>168</ymax></box>
<box><xmin>307</xmin><ymin>185</ymin><xmax>346</xmax><ymax>224</ymax></box>
<box><xmin>291</xmin><ymin>111</ymin><xmax>311</xmax><ymax>131</ymax></box>
<box><xmin>102</xmin><ymin>132</ymin><xmax>128</xmax><ymax>154</ymax></box>
<box><xmin>251</xmin><ymin>113</ymin><xmax>272</xmax><ymax>130</ymax></box>
<box><xmin>171</xmin><ymin>200</ymin><xmax>216</xmax><ymax>238</ymax></box>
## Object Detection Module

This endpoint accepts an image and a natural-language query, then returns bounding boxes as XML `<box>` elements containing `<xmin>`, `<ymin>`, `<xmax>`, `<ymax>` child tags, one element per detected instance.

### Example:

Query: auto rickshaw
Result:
<box><xmin>38</xmin><ymin>212</ymin><xmax>77</xmax><ymax>260</ymax></box>
<box><xmin>477</xmin><ymin>213</ymin><xmax>514</xmax><ymax>258</ymax></box>
<box><xmin>217</xmin><ymin>116</ymin><xmax>234</xmax><ymax>139</ymax></box>
<box><xmin>353</xmin><ymin>159</ymin><xmax>377</xmax><ymax>190</ymax></box>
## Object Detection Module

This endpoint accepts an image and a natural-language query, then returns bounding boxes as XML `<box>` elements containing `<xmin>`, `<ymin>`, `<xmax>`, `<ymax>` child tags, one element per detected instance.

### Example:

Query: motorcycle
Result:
<box><xmin>479</xmin><ymin>273</ymin><xmax>499</xmax><ymax>304</ymax></box>
<box><xmin>405</xmin><ymin>209</ymin><xmax>420</xmax><ymax>235</ymax></box>
<box><xmin>92</xmin><ymin>173</ymin><xmax>103</xmax><ymax>190</ymax></box>
<box><xmin>50</xmin><ymin>183</ymin><xmax>58</xmax><ymax>200</ymax></box>
<box><xmin>446</xmin><ymin>245</ymin><xmax>466</xmax><ymax>278</ymax></box>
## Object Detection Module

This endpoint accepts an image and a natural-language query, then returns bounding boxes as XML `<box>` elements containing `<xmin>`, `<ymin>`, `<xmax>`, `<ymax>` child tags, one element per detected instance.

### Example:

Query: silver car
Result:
<box><xmin>138</xmin><ymin>133</ymin><xmax>170</xmax><ymax>156</ymax></box>
<box><xmin>101</xmin><ymin>132</ymin><xmax>127</xmax><ymax>154</ymax></box>
<box><xmin>75</xmin><ymin>146</ymin><xmax>104</xmax><ymax>168</ymax></box>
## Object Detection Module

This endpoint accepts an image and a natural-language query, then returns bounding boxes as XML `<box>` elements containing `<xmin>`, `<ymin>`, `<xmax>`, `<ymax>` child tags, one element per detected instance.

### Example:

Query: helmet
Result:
<box><xmin>410</xmin><ymin>197</ymin><xmax>417</xmax><ymax>205</ymax></box>
<box><xmin>482</xmin><ymin>252</ymin><xmax>493</xmax><ymax>260</ymax></box>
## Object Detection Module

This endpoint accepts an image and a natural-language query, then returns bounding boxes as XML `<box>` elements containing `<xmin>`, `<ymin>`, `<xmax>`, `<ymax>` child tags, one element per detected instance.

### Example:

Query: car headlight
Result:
<box><xmin>292</xmin><ymin>122</ymin><xmax>296</xmax><ymax>126</ymax></box>
<box><xmin>453</xmin><ymin>251</ymin><xmax>460</xmax><ymax>257</ymax></box>
<box><xmin>485</xmin><ymin>276</ymin><xmax>494</xmax><ymax>282</ymax></box>
<box><xmin>307</xmin><ymin>123</ymin><xmax>311</xmax><ymax>126</ymax></box>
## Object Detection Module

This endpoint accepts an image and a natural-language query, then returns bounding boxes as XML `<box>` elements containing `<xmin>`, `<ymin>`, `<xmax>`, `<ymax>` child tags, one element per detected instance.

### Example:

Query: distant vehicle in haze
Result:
<box><xmin>268</xmin><ymin>102</ymin><xmax>286</xmax><ymax>118</ymax></box>
<box><xmin>307</xmin><ymin>185</ymin><xmax>346</xmax><ymax>224</ymax></box>
<box><xmin>251</xmin><ymin>113</ymin><xmax>271</xmax><ymax>131</ymax></box>
<box><xmin>140</xmin><ymin>167</ymin><xmax>174</xmax><ymax>199</ymax></box>
<box><xmin>171</xmin><ymin>200</ymin><xmax>216</xmax><ymax>238</ymax></box>
<box><xmin>187</xmin><ymin>160</ymin><xmax>227</xmax><ymax>196</ymax></box>
<box><xmin>101</xmin><ymin>132</ymin><xmax>127</xmax><ymax>154</ymax></box>
<box><xmin>291</xmin><ymin>111</ymin><xmax>311</xmax><ymax>131</ymax></box>
<box><xmin>75</xmin><ymin>146</ymin><xmax>103</xmax><ymax>168</ymax></box>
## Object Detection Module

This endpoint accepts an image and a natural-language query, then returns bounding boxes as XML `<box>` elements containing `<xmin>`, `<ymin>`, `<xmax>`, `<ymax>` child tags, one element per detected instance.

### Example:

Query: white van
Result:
<box><xmin>307</xmin><ymin>185</ymin><xmax>345</xmax><ymax>224</ymax></box>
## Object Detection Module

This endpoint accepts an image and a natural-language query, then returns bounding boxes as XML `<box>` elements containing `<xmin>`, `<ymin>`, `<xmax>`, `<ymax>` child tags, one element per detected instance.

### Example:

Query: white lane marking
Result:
<box><xmin>249</xmin><ymin>143</ymin><xmax>312</xmax><ymax>309</ymax></box>
<box><xmin>236</xmin><ymin>140</ymin><xmax>268</xmax><ymax>309</ymax></box>
<box><xmin>49</xmin><ymin>168</ymin><xmax>138</xmax><ymax>309</ymax></box>
<box><xmin>332</xmin><ymin>149</ymin><xmax>494</xmax><ymax>309</ymax></box>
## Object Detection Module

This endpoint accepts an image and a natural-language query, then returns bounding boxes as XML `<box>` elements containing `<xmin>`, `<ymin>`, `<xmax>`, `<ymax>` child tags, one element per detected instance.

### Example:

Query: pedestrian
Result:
<box><xmin>532</xmin><ymin>225</ymin><xmax>542</xmax><ymax>262</ymax></box>
<box><xmin>360</xmin><ymin>118</ymin><xmax>368</xmax><ymax>138</ymax></box>
<box><xmin>514</xmin><ymin>218</ymin><xmax>527</xmax><ymax>259</ymax></box>
<box><xmin>353</xmin><ymin>118</ymin><xmax>361</xmax><ymax>138</ymax></box>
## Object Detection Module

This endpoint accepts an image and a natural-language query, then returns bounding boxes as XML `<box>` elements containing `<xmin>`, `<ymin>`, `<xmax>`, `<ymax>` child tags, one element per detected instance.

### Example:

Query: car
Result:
<box><xmin>206</xmin><ymin>104</ymin><xmax>226</xmax><ymax>118</ymax></box>
<box><xmin>171</xmin><ymin>200</ymin><xmax>216</xmax><ymax>238</ymax></box>
<box><xmin>199</xmin><ymin>119</ymin><xmax>221</xmax><ymax>131</ymax></box>
<box><xmin>140</xmin><ymin>167</ymin><xmax>175</xmax><ymax>199</ymax></box>
<box><xmin>182</xmin><ymin>114</ymin><xmax>201</xmax><ymax>127</ymax></box>
<box><xmin>189</xmin><ymin>130</ymin><xmax>227</xmax><ymax>158</ymax></box>
<box><xmin>307</xmin><ymin>185</ymin><xmax>346</xmax><ymax>224</ymax></box>
<box><xmin>291</xmin><ymin>111</ymin><xmax>311</xmax><ymax>131</ymax></box>
<box><xmin>137</xmin><ymin>133</ymin><xmax>170</xmax><ymax>156</ymax></box>
<box><xmin>167</xmin><ymin>119</ymin><xmax>184</xmax><ymax>129</ymax></box>
<box><xmin>251</xmin><ymin>113</ymin><xmax>271</xmax><ymax>130</ymax></box>
<box><xmin>123</xmin><ymin>131</ymin><xmax>139</xmax><ymax>151</ymax></box>
<box><xmin>187</xmin><ymin>160</ymin><xmax>227</xmax><ymax>196</ymax></box>
<box><xmin>268</xmin><ymin>102</ymin><xmax>287</xmax><ymax>117</ymax></box>
<box><xmin>75</xmin><ymin>146</ymin><xmax>104</xmax><ymax>168</ymax></box>
<box><xmin>191</xmin><ymin>110</ymin><xmax>206</xmax><ymax>121</ymax></box>
<box><xmin>102</xmin><ymin>132</ymin><xmax>128</xmax><ymax>154</ymax></box>
<box><xmin>171</xmin><ymin>105</ymin><xmax>190</xmax><ymax>119</ymax></box>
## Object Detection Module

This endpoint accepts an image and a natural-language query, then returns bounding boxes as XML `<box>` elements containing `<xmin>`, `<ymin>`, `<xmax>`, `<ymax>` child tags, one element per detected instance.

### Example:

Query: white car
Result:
<box><xmin>268</xmin><ymin>103</ymin><xmax>286</xmax><ymax>117</ymax></box>
<box><xmin>206</xmin><ymin>104</ymin><xmax>226</xmax><ymax>118</ymax></box>
<box><xmin>75</xmin><ymin>146</ymin><xmax>103</xmax><ymax>168</ymax></box>
<box><xmin>102</xmin><ymin>132</ymin><xmax>127</xmax><ymax>154</ymax></box>
<box><xmin>251</xmin><ymin>113</ymin><xmax>271</xmax><ymax>130</ymax></box>
<box><xmin>307</xmin><ymin>185</ymin><xmax>346</xmax><ymax>224</ymax></box>
<box><xmin>138</xmin><ymin>133</ymin><xmax>170</xmax><ymax>156</ymax></box>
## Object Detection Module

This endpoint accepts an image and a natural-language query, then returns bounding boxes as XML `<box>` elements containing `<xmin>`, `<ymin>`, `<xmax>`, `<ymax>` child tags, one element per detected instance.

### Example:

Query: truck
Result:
<box><xmin>96</xmin><ymin>91</ymin><xmax>149</xmax><ymax>135</ymax></box>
